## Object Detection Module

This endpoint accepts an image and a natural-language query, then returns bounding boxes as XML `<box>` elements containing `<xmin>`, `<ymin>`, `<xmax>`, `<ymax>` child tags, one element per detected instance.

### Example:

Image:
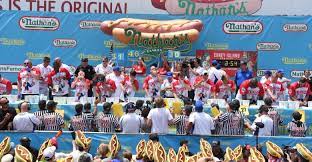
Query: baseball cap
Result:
<box><xmin>125</xmin><ymin>102</ymin><xmax>136</xmax><ymax>111</ymax></box>
<box><xmin>166</xmin><ymin>72</ymin><xmax>173</xmax><ymax>78</ymax></box>
<box><xmin>264</xmin><ymin>70</ymin><xmax>272</xmax><ymax>76</ymax></box>
<box><xmin>1</xmin><ymin>154</ymin><xmax>13</xmax><ymax>162</ymax></box>
<box><xmin>183</xmin><ymin>105</ymin><xmax>193</xmax><ymax>113</ymax></box>
<box><xmin>240</xmin><ymin>60</ymin><xmax>247</xmax><ymax>65</ymax></box>
<box><xmin>202</xmin><ymin>70</ymin><xmax>209</xmax><ymax>75</ymax></box>
<box><xmin>277</xmin><ymin>69</ymin><xmax>284</xmax><ymax>74</ymax></box>
<box><xmin>216</xmin><ymin>64</ymin><xmax>222</xmax><ymax>70</ymax></box>
<box><xmin>43</xmin><ymin>146</ymin><xmax>56</xmax><ymax>160</ymax></box>
<box><xmin>212</xmin><ymin>60</ymin><xmax>218</xmax><ymax>66</ymax></box>
<box><xmin>113</xmin><ymin>66</ymin><xmax>120</xmax><ymax>72</ymax></box>
<box><xmin>195</xmin><ymin>100</ymin><xmax>204</xmax><ymax>112</ymax></box>
<box><xmin>47</xmin><ymin>100</ymin><xmax>58</xmax><ymax>108</ymax></box>
<box><xmin>81</xmin><ymin>58</ymin><xmax>88</xmax><ymax>62</ymax></box>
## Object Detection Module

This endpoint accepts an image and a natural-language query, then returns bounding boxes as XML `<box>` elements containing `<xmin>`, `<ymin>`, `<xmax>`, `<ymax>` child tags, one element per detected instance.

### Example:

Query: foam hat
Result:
<box><xmin>266</xmin><ymin>141</ymin><xmax>284</xmax><ymax>159</ymax></box>
<box><xmin>75</xmin><ymin>130</ymin><xmax>92</xmax><ymax>150</ymax></box>
<box><xmin>199</xmin><ymin>138</ymin><xmax>213</xmax><ymax>159</ymax></box>
<box><xmin>248</xmin><ymin>147</ymin><xmax>265</xmax><ymax>162</ymax></box>
<box><xmin>224</xmin><ymin>147</ymin><xmax>236</xmax><ymax>161</ymax></box>
<box><xmin>167</xmin><ymin>148</ymin><xmax>176</xmax><ymax>162</ymax></box>
<box><xmin>296</xmin><ymin>143</ymin><xmax>312</xmax><ymax>161</ymax></box>
<box><xmin>153</xmin><ymin>142</ymin><xmax>167</xmax><ymax>162</ymax></box>
<box><xmin>234</xmin><ymin>145</ymin><xmax>243</xmax><ymax>161</ymax></box>
<box><xmin>0</xmin><ymin>137</ymin><xmax>11</xmax><ymax>159</ymax></box>
<box><xmin>136</xmin><ymin>140</ymin><xmax>146</xmax><ymax>159</ymax></box>
<box><xmin>14</xmin><ymin>145</ymin><xmax>33</xmax><ymax>162</ymax></box>
<box><xmin>38</xmin><ymin>139</ymin><xmax>53</xmax><ymax>161</ymax></box>
<box><xmin>176</xmin><ymin>146</ymin><xmax>186</xmax><ymax>162</ymax></box>
<box><xmin>145</xmin><ymin>140</ymin><xmax>154</xmax><ymax>161</ymax></box>
<box><xmin>108</xmin><ymin>134</ymin><xmax>121</xmax><ymax>158</ymax></box>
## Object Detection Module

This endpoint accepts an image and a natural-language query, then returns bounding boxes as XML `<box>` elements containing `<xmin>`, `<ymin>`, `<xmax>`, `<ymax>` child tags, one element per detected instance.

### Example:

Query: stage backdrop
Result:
<box><xmin>0</xmin><ymin>10</ymin><xmax>311</xmax><ymax>82</ymax></box>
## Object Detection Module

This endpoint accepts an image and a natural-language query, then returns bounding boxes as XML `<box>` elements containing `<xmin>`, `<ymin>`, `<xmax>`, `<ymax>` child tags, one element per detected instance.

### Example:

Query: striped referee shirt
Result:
<box><xmin>218</xmin><ymin>111</ymin><xmax>250</xmax><ymax>136</ymax></box>
<box><xmin>95</xmin><ymin>112</ymin><xmax>119</xmax><ymax>133</ymax></box>
<box><xmin>172</xmin><ymin>115</ymin><xmax>189</xmax><ymax>135</ymax></box>
<box><xmin>42</xmin><ymin>111</ymin><xmax>64</xmax><ymax>131</ymax></box>
<box><xmin>83</xmin><ymin>112</ymin><xmax>95</xmax><ymax>132</ymax></box>
<box><xmin>287</xmin><ymin>120</ymin><xmax>307</xmax><ymax>137</ymax></box>
<box><xmin>267</xmin><ymin>107</ymin><xmax>283</xmax><ymax>136</ymax></box>
<box><xmin>33</xmin><ymin>110</ymin><xmax>48</xmax><ymax>131</ymax></box>
<box><xmin>70</xmin><ymin>113</ymin><xmax>89</xmax><ymax>131</ymax></box>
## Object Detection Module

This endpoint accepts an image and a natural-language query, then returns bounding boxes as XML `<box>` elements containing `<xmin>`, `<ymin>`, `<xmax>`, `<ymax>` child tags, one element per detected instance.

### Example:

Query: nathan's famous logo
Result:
<box><xmin>282</xmin><ymin>57</ymin><xmax>307</xmax><ymax>65</ymax></box>
<box><xmin>19</xmin><ymin>16</ymin><xmax>59</xmax><ymax>31</ymax></box>
<box><xmin>100</xmin><ymin>18</ymin><xmax>203</xmax><ymax>53</ymax></box>
<box><xmin>80</xmin><ymin>21</ymin><xmax>101</xmax><ymax>29</ymax></box>
<box><xmin>151</xmin><ymin>0</ymin><xmax>262</xmax><ymax>16</ymax></box>
<box><xmin>283</xmin><ymin>24</ymin><xmax>308</xmax><ymax>32</ymax></box>
<box><xmin>257</xmin><ymin>42</ymin><xmax>281</xmax><ymax>51</ymax></box>
<box><xmin>257</xmin><ymin>69</ymin><xmax>277</xmax><ymax>77</ymax></box>
<box><xmin>53</xmin><ymin>39</ymin><xmax>77</xmax><ymax>48</ymax></box>
<box><xmin>223</xmin><ymin>21</ymin><xmax>263</xmax><ymax>34</ymax></box>
<box><xmin>0</xmin><ymin>38</ymin><xmax>25</xmax><ymax>46</ymax></box>
<box><xmin>291</xmin><ymin>70</ymin><xmax>312</xmax><ymax>78</ymax></box>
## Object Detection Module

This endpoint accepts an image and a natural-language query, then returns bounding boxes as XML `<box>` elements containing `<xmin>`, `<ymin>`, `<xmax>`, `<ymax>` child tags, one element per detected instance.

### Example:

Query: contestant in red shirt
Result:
<box><xmin>193</xmin><ymin>70</ymin><xmax>214</xmax><ymax>101</ymax></box>
<box><xmin>214</xmin><ymin>75</ymin><xmax>235</xmax><ymax>101</ymax></box>
<box><xmin>143</xmin><ymin>66</ymin><xmax>163</xmax><ymax>98</ymax></box>
<box><xmin>132</xmin><ymin>57</ymin><xmax>146</xmax><ymax>75</ymax></box>
<box><xmin>236</xmin><ymin>78</ymin><xmax>264</xmax><ymax>102</ymax></box>
<box><xmin>289</xmin><ymin>77</ymin><xmax>310</xmax><ymax>104</ymax></box>
<box><xmin>121</xmin><ymin>70</ymin><xmax>139</xmax><ymax>99</ymax></box>
<box><xmin>71</xmin><ymin>71</ymin><xmax>91</xmax><ymax>102</ymax></box>
<box><xmin>0</xmin><ymin>75</ymin><xmax>12</xmax><ymax>95</ymax></box>
<box><xmin>172</xmin><ymin>73</ymin><xmax>191</xmax><ymax>99</ymax></box>
<box><xmin>47</xmin><ymin>61</ymin><xmax>71</xmax><ymax>97</ymax></box>
<box><xmin>17</xmin><ymin>60</ymin><xmax>41</xmax><ymax>97</ymax></box>
<box><xmin>95</xmin><ymin>74</ymin><xmax>116</xmax><ymax>102</ymax></box>
<box><xmin>264</xmin><ymin>73</ymin><xmax>285</xmax><ymax>102</ymax></box>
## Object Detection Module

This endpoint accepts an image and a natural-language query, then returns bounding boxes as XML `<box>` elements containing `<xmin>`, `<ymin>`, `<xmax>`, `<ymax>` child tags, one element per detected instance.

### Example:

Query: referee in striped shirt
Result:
<box><xmin>33</xmin><ymin>100</ymin><xmax>48</xmax><ymax>130</ymax></box>
<box><xmin>42</xmin><ymin>101</ymin><xmax>64</xmax><ymax>131</ymax></box>
<box><xmin>94</xmin><ymin>102</ymin><xmax>119</xmax><ymax>132</ymax></box>
<box><xmin>216</xmin><ymin>99</ymin><xmax>251</xmax><ymax>135</ymax></box>
<box><xmin>172</xmin><ymin>105</ymin><xmax>192</xmax><ymax>135</ymax></box>
<box><xmin>83</xmin><ymin>101</ymin><xmax>98</xmax><ymax>132</ymax></box>
<box><xmin>69</xmin><ymin>103</ymin><xmax>89</xmax><ymax>131</ymax></box>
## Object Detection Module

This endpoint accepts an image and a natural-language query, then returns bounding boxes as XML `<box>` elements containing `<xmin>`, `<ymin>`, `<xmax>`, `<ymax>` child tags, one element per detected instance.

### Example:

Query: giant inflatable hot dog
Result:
<box><xmin>151</xmin><ymin>0</ymin><xmax>263</xmax><ymax>16</ymax></box>
<box><xmin>100</xmin><ymin>18</ymin><xmax>203</xmax><ymax>45</ymax></box>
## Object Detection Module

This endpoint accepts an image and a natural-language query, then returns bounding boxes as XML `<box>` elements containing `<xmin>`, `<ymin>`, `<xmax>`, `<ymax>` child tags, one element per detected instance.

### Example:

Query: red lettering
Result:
<box><xmin>87</xmin><ymin>2</ymin><xmax>96</xmax><ymax>13</ymax></box>
<box><xmin>48</xmin><ymin>1</ymin><xmax>55</xmax><ymax>12</ymax></box>
<box><xmin>73</xmin><ymin>2</ymin><xmax>81</xmax><ymax>13</ymax></box>
<box><xmin>103</xmin><ymin>3</ymin><xmax>112</xmax><ymax>13</ymax></box>
<box><xmin>61</xmin><ymin>1</ymin><xmax>72</xmax><ymax>12</ymax></box>
<box><xmin>13</xmin><ymin>0</ymin><xmax>21</xmax><ymax>10</ymax></box>
<box><xmin>114</xmin><ymin>3</ymin><xmax>122</xmax><ymax>14</ymax></box>
<box><xmin>26</xmin><ymin>0</ymin><xmax>35</xmax><ymax>11</ymax></box>
<box><xmin>37</xmin><ymin>0</ymin><xmax>47</xmax><ymax>11</ymax></box>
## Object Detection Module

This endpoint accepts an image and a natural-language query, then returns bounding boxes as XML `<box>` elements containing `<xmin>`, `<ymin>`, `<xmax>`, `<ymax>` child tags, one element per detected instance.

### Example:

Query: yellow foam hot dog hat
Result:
<box><xmin>0</xmin><ymin>136</ymin><xmax>11</xmax><ymax>159</ymax></box>
<box><xmin>167</xmin><ymin>148</ymin><xmax>176</xmax><ymax>162</ymax></box>
<box><xmin>296</xmin><ymin>143</ymin><xmax>312</xmax><ymax>161</ymax></box>
<box><xmin>248</xmin><ymin>147</ymin><xmax>265</xmax><ymax>162</ymax></box>
<box><xmin>176</xmin><ymin>146</ymin><xmax>186</xmax><ymax>162</ymax></box>
<box><xmin>75</xmin><ymin>130</ymin><xmax>92</xmax><ymax>150</ymax></box>
<box><xmin>234</xmin><ymin>145</ymin><xmax>243</xmax><ymax>160</ymax></box>
<box><xmin>153</xmin><ymin>142</ymin><xmax>166</xmax><ymax>162</ymax></box>
<box><xmin>14</xmin><ymin>145</ymin><xmax>33</xmax><ymax>162</ymax></box>
<box><xmin>108</xmin><ymin>134</ymin><xmax>121</xmax><ymax>158</ymax></box>
<box><xmin>144</xmin><ymin>140</ymin><xmax>154</xmax><ymax>161</ymax></box>
<box><xmin>266</xmin><ymin>141</ymin><xmax>284</xmax><ymax>158</ymax></box>
<box><xmin>199</xmin><ymin>138</ymin><xmax>213</xmax><ymax>159</ymax></box>
<box><xmin>224</xmin><ymin>147</ymin><xmax>236</xmax><ymax>161</ymax></box>
<box><xmin>136</xmin><ymin>139</ymin><xmax>146</xmax><ymax>159</ymax></box>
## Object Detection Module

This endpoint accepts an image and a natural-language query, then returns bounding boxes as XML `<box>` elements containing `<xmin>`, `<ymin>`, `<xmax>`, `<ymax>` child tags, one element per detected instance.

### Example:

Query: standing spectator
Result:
<box><xmin>208</xmin><ymin>60</ymin><xmax>223</xmax><ymax>84</ymax></box>
<box><xmin>143</xmin><ymin>66</ymin><xmax>162</xmax><ymax>98</ymax></box>
<box><xmin>187</xmin><ymin>100</ymin><xmax>215</xmax><ymax>135</ymax></box>
<box><xmin>34</xmin><ymin>100</ymin><xmax>48</xmax><ymax>131</ymax></box>
<box><xmin>251</xmin><ymin>105</ymin><xmax>273</xmax><ymax>136</ymax></box>
<box><xmin>277</xmin><ymin>69</ymin><xmax>291</xmax><ymax>100</ymax></box>
<box><xmin>172</xmin><ymin>105</ymin><xmax>192</xmax><ymax>135</ymax></box>
<box><xmin>287</xmin><ymin>111</ymin><xmax>307</xmax><ymax>137</ymax></box>
<box><xmin>260</xmin><ymin>70</ymin><xmax>272</xmax><ymax>84</ymax></box>
<box><xmin>160</xmin><ymin>72</ymin><xmax>175</xmax><ymax>98</ymax></box>
<box><xmin>132</xmin><ymin>57</ymin><xmax>146</xmax><ymax>75</ymax></box>
<box><xmin>69</xmin><ymin>103</ymin><xmax>89</xmax><ymax>131</ymax></box>
<box><xmin>47</xmin><ymin>61</ymin><xmax>71</xmax><ymax>98</ymax></box>
<box><xmin>236</xmin><ymin>78</ymin><xmax>264</xmax><ymax>103</ymax></box>
<box><xmin>71</xmin><ymin>71</ymin><xmax>91</xmax><ymax>102</ymax></box>
<box><xmin>172</xmin><ymin>73</ymin><xmax>191</xmax><ymax>99</ymax></box>
<box><xmin>147</xmin><ymin>97</ymin><xmax>173</xmax><ymax>134</ymax></box>
<box><xmin>83</xmin><ymin>102</ymin><xmax>97</xmax><ymax>132</ymax></box>
<box><xmin>211</xmin><ymin>141</ymin><xmax>225</xmax><ymax>161</ymax></box>
<box><xmin>0</xmin><ymin>97</ymin><xmax>16</xmax><ymax>130</ymax></box>
<box><xmin>188</xmin><ymin>58</ymin><xmax>204</xmax><ymax>100</ymax></box>
<box><xmin>303</xmin><ymin>70</ymin><xmax>312</xmax><ymax>101</ymax></box>
<box><xmin>120</xmin><ymin>70</ymin><xmax>139</xmax><ymax>100</ymax></box>
<box><xmin>216</xmin><ymin>100</ymin><xmax>251</xmax><ymax>135</ymax></box>
<box><xmin>94</xmin><ymin>102</ymin><xmax>119</xmax><ymax>132</ymax></box>
<box><xmin>95</xmin><ymin>57</ymin><xmax>113</xmax><ymax>76</ymax></box>
<box><xmin>264</xmin><ymin>97</ymin><xmax>282</xmax><ymax>136</ymax></box>
<box><xmin>42</xmin><ymin>101</ymin><xmax>64</xmax><ymax>131</ymax></box>
<box><xmin>119</xmin><ymin>102</ymin><xmax>142</xmax><ymax>133</ymax></box>
<box><xmin>193</xmin><ymin>70</ymin><xmax>214</xmax><ymax>102</ymax></box>
<box><xmin>263</xmin><ymin>73</ymin><xmax>285</xmax><ymax>102</ymax></box>
<box><xmin>0</xmin><ymin>74</ymin><xmax>12</xmax><ymax>95</ymax></box>
<box><xmin>289</xmin><ymin>77</ymin><xmax>310</xmax><ymax>106</ymax></box>
<box><xmin>36</xmin><ymin>57</ymin><xmax>53</xmax><ymax>96</ymax></box>
<box><xmin>234</xmin><ymin>61</ymin><xmax>253</xmax><ymax>91</ymax></box>
<box><xmin>95</xmin><ymin>75</ymin><xmax>116</xmax><ymax>102</ymax></box>
<box><xmin>75</xmin><ymin>58</ymin><xmax>96</xmax><ymax>97</ymax></box>
<box><xmin>13</xmin><ymin>101</ymin><xmax>40</xmax><ymax>132</ymax></box>
<box><xmin>214</xmin><ymin>75</ymin><xmax>236</xmax><ymax>101</ymax></box>
<box><xmin>106</xmin><ymin>66</ymin><xmax>124</xmax><ymax>98</ymax></box>
<box><xmin>17</xmin><ymin>59</ymin><xmax>41</xmax><ymax>99</ymax></box>
<box><xmin>54</xmin><ymin>57</ymin><xmax>71</xmax><ymax>74</ymax></box>
<box><xmin>140</xmin><ymin>108</ymin><xmax>151</xmax><ymax>133</ymax></box>
<box><xmin>20</xmin><ymin>137</ymin><xmax>39</xmax><ymax>162</ymax></box>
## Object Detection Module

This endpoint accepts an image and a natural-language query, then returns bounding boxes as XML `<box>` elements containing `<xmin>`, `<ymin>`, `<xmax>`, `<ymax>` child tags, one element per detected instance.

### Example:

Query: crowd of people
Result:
<box><xmin>1</xmin><ymin>131</ymin><xmax>312</xmax><ymax>162</ymax></box>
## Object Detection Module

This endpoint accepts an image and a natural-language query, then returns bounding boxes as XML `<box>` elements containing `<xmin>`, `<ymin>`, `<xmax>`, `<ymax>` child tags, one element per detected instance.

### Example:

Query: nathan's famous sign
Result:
<box><xmin>100</xmin><ymin>18</ymin><xmax>203</xmax><ymax>53</ymax></box>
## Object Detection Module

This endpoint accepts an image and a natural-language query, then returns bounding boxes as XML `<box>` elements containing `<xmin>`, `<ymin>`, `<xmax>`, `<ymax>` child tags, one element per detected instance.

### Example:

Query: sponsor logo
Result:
<box><xmin>256</xmin><ymin>42</ymin><xmax>280</xmax><ymax>51</ymax></box>
<box><xmin>79</xmin><ymin>53</ymin><xmax>103</xmax><ymax>61</ymax></box>
<box><xmin>19</xmin><ymin>16</ymin><xmax>60</xmax><ymax>31</ymax></box>
<box><xmin>283</xmin><ymin>24</ymin><xmax>308</xmax><ymax>32</ymax></box>
<box><xmin>26</xmin><ymin>52</ymin><xmax>50</xmax><ymax>59</ymax></box>
<box><xmin>282</xmin><ymin>57</ymin><xmax>307</xmax><ymax>65</ymax></box>
<box><xmin>291</xmin><ymin>70</ymin><xmax>312</xmax><ymax>78</ymax></box>
<box><xmin>223</xmin><ymin>21</ymin><xmax>263</xmax><ymax>34</ymax></box>
<box><xmin>205</xmin><ymin>42</ymin><xmax>229</xmax><ymax>50</ymax></box>
<box><xmin>0</xmin><ymin>38</ymin><xmax>25</xmax><ymax>46</ymax></box>
<box><xmin>53</xmin><ymin>39</ymin><xmax>77</xmax><ymax>48</ymax></box>
<box><xmin>257</xmin><ymin>69</ymin><xmax>277</xmax><ymax>77</ymax></box>
<box><xmin>104</xmin><ymin>40</ymin><xmax>127</xmax><ymax>48</ymax></box>
<box><xmin>80</xmin><ymin>21</ymin><xmax>101</xmax><ymax>29</ymax></box>
<box><xmin>0</xmin><ymin>65</ymin><xmax>24</xmax><ymax>73</ymax></box>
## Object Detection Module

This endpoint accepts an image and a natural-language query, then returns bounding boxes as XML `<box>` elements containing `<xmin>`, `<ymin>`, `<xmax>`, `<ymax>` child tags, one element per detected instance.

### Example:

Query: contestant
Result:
<box><xmin>193</xmin><ymin>70</ymin><xmax>214</xmax><ymax>102</ymax></box>
<box><xmin>236</xmin><ymin>78</ymin><xmax>264</xmax><ymax>103</ymax></box>
<box><xmin>143</xmin><ymin>66</ymin><xmax>163</xmax><ymax>98</ymax></box>
<box><xmin>289</xmin><ymin>77</ymin><xmax>310</xmax><ymax>106</ymax></box>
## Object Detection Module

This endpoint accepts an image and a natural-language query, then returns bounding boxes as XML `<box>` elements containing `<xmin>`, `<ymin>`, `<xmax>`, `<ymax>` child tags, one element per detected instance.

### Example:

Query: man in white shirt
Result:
<box><xmin>36</xmin><ymin>57</ymin><xmax>53</xmax><ymax>96</ymax></box>
<box><xmin>147</xmin><ymin>97</ymin><xmax>173</xmax><ymax>134</ymax></box>
<box><xmin>187</xmin><ymin>100</ymin><xmax>215</xmax><ymax>135</ymax></box>
<box><xmin>260</xmin><ymin>70</ymin><xmax>272</xmax><ymax>84</ymax></box>
<box><xmin>94</xmin><ymin>57</ymin><xmax>113</xmax><ymax>75</ymax></box>
<box><xmin>251</xmin><ymin>105</ymin><xmax>273</xmax><ymax>136</ymax></box>
<box><xmin>160</xmin><ymin>72</ymin><xmax>174</xmax><ymax>98</ymax></box>
<box><xmin>119</xmin><ymin>102</ymin><xmax>142</xmax><ymax>133</ymax></box>
<box><xmin>277</xmin><ymin>69</ymin><xmax>291</xmax><ymax>100</ymax></box>
<box><xmin>208</xmin><ymin>60</ymin><xmax>223</xmax><ymax>84</ymax></box>
<box><xmin>13</xmin><ymin>102</ymin><xmax>40</xmax><ymax>131</ymax></box>
<box><xmin>106</xmin><ymin>66</ymin><xmax>124</xmax><ymax>98</ymax></box>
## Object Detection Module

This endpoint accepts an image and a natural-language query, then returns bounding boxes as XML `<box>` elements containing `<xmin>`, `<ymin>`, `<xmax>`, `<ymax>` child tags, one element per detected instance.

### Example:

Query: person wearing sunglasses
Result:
<box><xmin>17</xmin><ymin>59</ymin><xmax>41</xmax><ymax>99</ymax></box>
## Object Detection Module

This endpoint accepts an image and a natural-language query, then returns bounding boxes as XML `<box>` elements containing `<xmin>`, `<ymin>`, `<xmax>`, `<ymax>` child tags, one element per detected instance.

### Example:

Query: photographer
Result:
<box><xmin>251</xmin><ymin>105</ymin><xmax>273</xmax><ymax>136</ymax></box>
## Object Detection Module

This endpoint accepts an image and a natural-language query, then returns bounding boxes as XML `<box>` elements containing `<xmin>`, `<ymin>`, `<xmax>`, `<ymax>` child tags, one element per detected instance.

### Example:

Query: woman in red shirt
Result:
<box><xmin>132</xmin><ymin>57</ymin><xmax>146</xmax><ymax>75</ymax></box>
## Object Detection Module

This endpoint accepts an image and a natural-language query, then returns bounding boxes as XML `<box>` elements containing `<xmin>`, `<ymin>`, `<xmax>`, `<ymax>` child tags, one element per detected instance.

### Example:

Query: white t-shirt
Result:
<box><xmin>60</xmin><ymin>63</ymin><xmax>72</xmax><ymax>74</ymax></box>
<box><xmin>189</xmin><ymin>66</ymin><xmax>204</xmax><ymax>85</ymax></box>
<box><xmin>260</xmin><ymin>76</ymin><xmax>271</xmax><ymax>84</ymax></box>
<box><xmin>119</xmin><ymin>113</ymin><xmax>143</xmax><ymax>133</ymax></box>
<box><xmin>13</xmin><ymin>112</ymin><xmax>40</xmax><ymax>132</ymax></box>
<box><xmin>147</xmin><ymin>108</ymin><xmax>173</xmax><ymax>134</ymax></box>
<box><xmin>106</xmin><ymin>73</ymin><xmax>124</xmax><ymax>97</ymax></box>
<box><xmin>161</xmin><ymin>79</ymin><xmax>174</xmax><ymax>97</ymax></box>
<box><xmin>208</xmin><ymin>67</ymin><xmax>223</xmax><ymax>83</ymax></box>
<box><xmin>95</xmin><ymin>64</ymin><xmax>113</xmax><ymax>75</ymax></box>
<box><xmin>189</xmin><ymin>112</ymin><xmax>215</xmax><ymax>135</ymax></box>
<box><xmin>251</xmin><ymin>115</ymin><xmax>273</xmax><ymax>136</ymax></box>
<box><xmin>36</xmin><ymin>64</ymin><xmax>53</xmax><ymax>91</ymax></box>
